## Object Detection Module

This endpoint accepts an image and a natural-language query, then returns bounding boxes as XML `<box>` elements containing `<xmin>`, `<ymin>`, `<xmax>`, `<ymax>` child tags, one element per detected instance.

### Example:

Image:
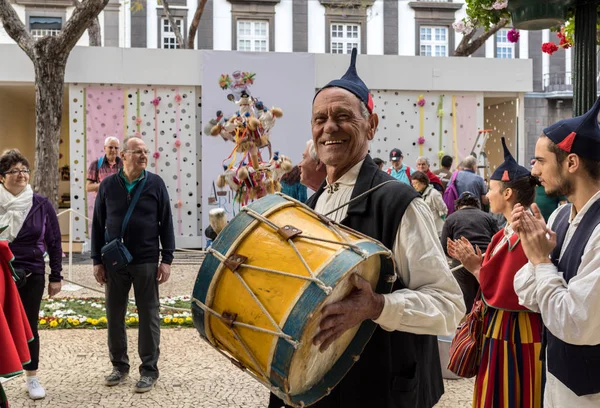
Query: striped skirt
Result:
<box><xmin>472</xmin><ymin>307</ymin><xmax>544</xmax><ymax>408</ymax></box>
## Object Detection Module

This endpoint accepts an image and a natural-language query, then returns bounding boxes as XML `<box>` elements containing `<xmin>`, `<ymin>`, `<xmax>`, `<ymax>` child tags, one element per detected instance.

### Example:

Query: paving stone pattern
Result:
<box><xmin>4</xmin><ymin>262</ymin><xmax>475</xmax><ymax>407</ymax></box>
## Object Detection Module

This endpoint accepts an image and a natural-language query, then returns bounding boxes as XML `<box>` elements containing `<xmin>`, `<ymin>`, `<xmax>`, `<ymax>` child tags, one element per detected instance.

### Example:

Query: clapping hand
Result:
<box><xmin>447</xmin><ymin>237</ymin><xmax>483</xmax><ymax>278</ymax></box>
<box><xmin>512</xmin><ymin>203</ymin><xmax>555</xmax><ymax>265</ymax></box>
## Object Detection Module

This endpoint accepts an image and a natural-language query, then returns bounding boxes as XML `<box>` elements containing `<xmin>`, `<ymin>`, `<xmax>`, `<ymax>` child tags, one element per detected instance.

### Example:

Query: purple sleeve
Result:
<box><xmin>43</xmin><ymin>200</ymin><xmax>63</xmax><ymax>281</ymax></box>
<box><xmin>87</xmin><ymin>160</ymin><xmax>99</xmax><ymax>182</ymax></box>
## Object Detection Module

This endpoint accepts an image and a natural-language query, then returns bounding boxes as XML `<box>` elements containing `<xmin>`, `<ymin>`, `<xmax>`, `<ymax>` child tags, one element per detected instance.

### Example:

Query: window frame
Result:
<box><xmin>418</xmin><ymin>25</ymin><xmax>449</xmax><ymax>57</ymax></box>
<box><xmin>329</xmin><ymin>22</ymin><xmax>361</xmax><ymax>55</ymax></box>
<box><xmin>495</xmin><ymin>28</ymin><xmax>516</xmax><ymax>59</ymax></box>
<box><xmin>161</xmin><ymin>17</ymin><xmax>184</xmax><ymax>49</ymax></box>
<box><xmin>236</xmin><ymin>20</ymin><xmax>269</xmax><ymax>52</ymax></box>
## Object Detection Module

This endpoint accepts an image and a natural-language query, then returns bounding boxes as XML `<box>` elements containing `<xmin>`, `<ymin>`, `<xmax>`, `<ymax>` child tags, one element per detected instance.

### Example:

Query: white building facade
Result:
<box><xmin>0</xmin><ymin>0</ymin><xmax>583</xmax><ymax>160</ymax></box>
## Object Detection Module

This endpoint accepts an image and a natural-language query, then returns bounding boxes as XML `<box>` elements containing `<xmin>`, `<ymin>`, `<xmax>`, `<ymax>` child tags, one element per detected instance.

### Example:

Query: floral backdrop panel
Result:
<box><xmin>69</xmin><ymin>84</ymin><xmax>199</xmax><ymax>247</ymax></box>
<box><xmin>368</xmin><ymin>90</ymin><xmax>485</xmax><ymax>171</ymax></box>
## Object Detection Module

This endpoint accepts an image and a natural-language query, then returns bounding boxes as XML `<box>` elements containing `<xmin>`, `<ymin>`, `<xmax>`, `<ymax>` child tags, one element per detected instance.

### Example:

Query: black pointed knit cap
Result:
<box><xmin>314</xmin><ymin>48</ymin><xmax>374</xmax><ymax>113</ymax></box>
<box><xmin>490</xmin><ymin>137</ymin><xmax>530</xmax><ymax>182</ymax></box>
<box><xmin>543</xmin><ymin>95</ymin><xmax>600</xmax><ymax>160</ymax></box>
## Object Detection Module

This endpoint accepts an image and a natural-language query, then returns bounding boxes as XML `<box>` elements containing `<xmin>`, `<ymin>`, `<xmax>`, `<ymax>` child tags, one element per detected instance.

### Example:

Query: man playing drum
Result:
<box><xmin>268</xmin><ymin>49</ymin><xmax>465</xmax><ymax>408</ymax></box>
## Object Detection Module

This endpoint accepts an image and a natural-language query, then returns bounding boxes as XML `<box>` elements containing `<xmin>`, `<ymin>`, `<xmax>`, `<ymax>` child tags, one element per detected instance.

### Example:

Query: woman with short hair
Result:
<box><xmin>0</xmin><ymin>150</ymin><xmax>63</xmax><ymax>400</ymax></box>
<box><xmin>411</xmin><ymin>170</ymin><xmax>447</xmax><ymax>237</ymax></box>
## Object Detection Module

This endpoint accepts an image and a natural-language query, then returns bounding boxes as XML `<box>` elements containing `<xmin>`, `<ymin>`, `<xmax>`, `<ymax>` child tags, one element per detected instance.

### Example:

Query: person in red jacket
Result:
<box><xmin>416</xmin><ymin>156</ymin><xmax>444</xmax><ymax>192</ymax></box>
<box><xmin>448</xmin><ymin>138</ymin><xmax>543</xmax><ymax>408</ymax></box>
<box><xmin>0</xmin><ymin>240</ymin><xmax>33</xmax><ymax>408</ymax></box>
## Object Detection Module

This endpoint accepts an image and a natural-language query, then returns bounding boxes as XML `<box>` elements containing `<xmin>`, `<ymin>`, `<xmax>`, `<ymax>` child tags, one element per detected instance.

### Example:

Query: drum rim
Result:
<box><xmin>270</xmin><ymin>240</ymin><xmax>394</xmax><ymax>407</ymax></box>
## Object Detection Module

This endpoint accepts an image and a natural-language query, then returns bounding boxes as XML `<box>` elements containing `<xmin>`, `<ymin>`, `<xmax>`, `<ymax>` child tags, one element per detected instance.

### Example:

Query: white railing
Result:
<box><xmin>30</xmin><ymin>29</ymin><xmax>61</xmax><ymax>40</ymax></box>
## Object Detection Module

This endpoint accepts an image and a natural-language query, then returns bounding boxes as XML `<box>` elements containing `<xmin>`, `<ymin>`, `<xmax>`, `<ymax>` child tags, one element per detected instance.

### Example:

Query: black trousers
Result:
<box><xmin>105</xmin><ymin>263</ymin><xmax>160</xmax><ymax>378</ymax></box>
<box><xmin>18</xmin><ymin>273</ymin><xmax>45</xmax><ymax>372</ymax></box>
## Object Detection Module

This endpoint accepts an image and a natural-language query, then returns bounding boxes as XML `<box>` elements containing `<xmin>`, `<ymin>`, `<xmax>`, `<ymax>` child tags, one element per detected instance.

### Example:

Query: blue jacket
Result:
<box><xmin>9</xmin><ymin>194</ymin><xmax>63</xmax><ymax>282</ymax></box>
<box><xmin>91</xmin><ymin>171</ymin><xmax>175</xmax><ymax>266</ymax></box>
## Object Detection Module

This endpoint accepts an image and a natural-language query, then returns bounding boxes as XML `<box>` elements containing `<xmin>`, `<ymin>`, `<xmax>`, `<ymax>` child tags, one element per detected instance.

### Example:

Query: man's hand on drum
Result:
<box><xmin>313</xmin><ymin>273</ymin><xmax>385</xmax><ymax>353</ymax></box>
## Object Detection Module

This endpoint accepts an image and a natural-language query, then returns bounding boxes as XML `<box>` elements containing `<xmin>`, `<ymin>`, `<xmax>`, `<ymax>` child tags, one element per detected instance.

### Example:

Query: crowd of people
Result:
<box><xmin>1</xmin><ymin>46</ymin><xmax>600</xmax><ymax>408</ymax></box>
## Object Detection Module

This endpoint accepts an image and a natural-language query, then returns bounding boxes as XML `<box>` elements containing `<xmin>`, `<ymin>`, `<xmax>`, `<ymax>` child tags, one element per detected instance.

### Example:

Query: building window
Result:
<box><xmin>161</xmin><ymin>17</ymin><xmax>183</xmax><ymax>49</ymax></box>
<box><xmin>330</xmin><ymin>23</ymin><xmax>360</xmax><ymax>54</ymax></box>
<box><xmin>419</xmin><ymin>26</ymin><xmax>448</xmax><ymax>57</ymax></box>
<box><xmin>29</xmin><ymin>16</ymin><xmax>62</xmax><ymax>40</ymax></box>
<box><xmin>237</xmin><ymin>20</ymin><xmax>268</xmax><ymax>52</ymax></box>
<box><xmin>496</xmin><ymin>28</ymin><xmax>515</xmax><ymax>59</ymax></box>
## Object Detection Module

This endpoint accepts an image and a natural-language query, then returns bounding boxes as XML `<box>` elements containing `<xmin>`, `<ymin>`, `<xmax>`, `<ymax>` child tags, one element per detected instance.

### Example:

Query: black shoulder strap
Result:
<box><xmin>105</xmin><ymin>175</ymin><xmax>147</xmax><ymax>242</ymax></box>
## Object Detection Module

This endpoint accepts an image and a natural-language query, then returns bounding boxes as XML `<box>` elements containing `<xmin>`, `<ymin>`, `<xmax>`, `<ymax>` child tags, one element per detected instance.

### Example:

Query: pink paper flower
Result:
<box><xmin>507</xmin><ymin>29</ymin><xmax>520</xmax><ymax>44</ymax></box>
<box><xmin>174</xmin><ymin>94</ymin><xmax>182</xmax><ymax>103</ymax></box>
<box><xmin>135</xmin><ymin>117</ymin><xmax>143</xmax><ymax>125</ymax></box>
<box><xmin>177</xmin><ymin>200</ymin><xmax>183</xmax><ymax>208</ymax></box>
<box><xmin>174</xmin><ymin>139</ymin><xmax>181</xmax><ymax>148</ymax></box>
<box><xmin>153</xmin><ymin>151</ymin><xmax>160</xmax><ymax>159</ymax></box>
<box><xmin>151</xmin><ymin>97</ymin><xmax>161</xmax><ymax>107</ymax></box>
<box><xmin>418</xmin><ymin>137</ymin><xmax>425</xmax><ymax>145</ymax></box>
<box><xmin>135</xmin><ymin>132</ymin><xmax>141</xmax><ymax>137</ymax></box>
<box><xmin>417</xmin><ymin>95</ymin><xmax>426</xmax><ymax>107</ymax></box>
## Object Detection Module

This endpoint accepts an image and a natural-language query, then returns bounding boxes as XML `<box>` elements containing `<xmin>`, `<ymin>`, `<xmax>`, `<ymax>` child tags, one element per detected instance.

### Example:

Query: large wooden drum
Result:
<box><xmin>192</xmin><ymin>194</ymin><xmax>395</xmax><ymax>407</ymax></box>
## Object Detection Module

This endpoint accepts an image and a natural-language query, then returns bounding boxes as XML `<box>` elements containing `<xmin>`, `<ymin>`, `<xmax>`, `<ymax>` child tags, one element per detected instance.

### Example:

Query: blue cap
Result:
<box><xmin>314</xmin><ymin>48</ymin><xmax>373</xmax><ymax>113</ymax></box>
<box><xmin>543</xmin><ymin>96</ymin><xmax>600</xmax><ymax>160</ymax></box>
<box><xmin>490</xmin><ymin>137</ymin><xmax>530</xmax><ymax>182</ymax></box>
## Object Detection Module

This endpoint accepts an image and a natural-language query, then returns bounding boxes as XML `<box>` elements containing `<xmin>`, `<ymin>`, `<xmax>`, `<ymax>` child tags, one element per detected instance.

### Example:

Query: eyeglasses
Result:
<box><xmin>106</xmin><ymin>146</ymin><xmax>119</xmax><ymax>150</ymax></box>
<box><xmin>124</xmin><ymin>149</ymin><xmax>150</xmax><ymax>155</ymax></box>
<box><xmin>4</xmin><ymin>169</ymin><xmax>30</xmax><ymax>176</ymax></box>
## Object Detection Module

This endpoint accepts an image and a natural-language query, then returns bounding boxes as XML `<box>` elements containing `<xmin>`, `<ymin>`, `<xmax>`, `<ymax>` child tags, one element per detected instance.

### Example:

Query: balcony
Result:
<box><xmin>30</xmin><ymin>29</ymin><xmax>61</xmax><ymax>41</ymax></box>
<box><xmin>543</xmin><ymin>72</ymin><xmax>572</xmax><ymax>93</ymax></box>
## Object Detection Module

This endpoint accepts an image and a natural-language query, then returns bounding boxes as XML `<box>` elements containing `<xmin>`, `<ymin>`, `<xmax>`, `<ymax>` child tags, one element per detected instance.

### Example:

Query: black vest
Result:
<box><xmin>547</xmin><ymin>200</ymin><xmax>600</xmax><ymax>396</ymax></box>
<box><xmin>270</xmin><ymin>156</ymin><xmax>444</xmax><ymax>408</ymax></box>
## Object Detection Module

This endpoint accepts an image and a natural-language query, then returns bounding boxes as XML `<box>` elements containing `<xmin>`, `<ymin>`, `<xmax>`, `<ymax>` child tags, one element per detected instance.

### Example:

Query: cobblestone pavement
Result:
<box><xmin>6</xmin><ymin>259</ymin><xmax>475</xmax><ymax>407</ymax></box>
<box><xmin>4</xmin><ymin>329</ymin><xmax>474</xmax><ymax>408</ymax></box>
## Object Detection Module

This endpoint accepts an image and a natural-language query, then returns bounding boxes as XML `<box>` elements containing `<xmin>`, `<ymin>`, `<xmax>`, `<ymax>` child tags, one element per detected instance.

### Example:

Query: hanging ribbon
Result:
<box><xmin>153</xmin><ymin>89</ymin><xmax>159</xmax><ymax>173</ymax></box>
<box><xmin>175</xmin><ymin>88</ymin><xmax>182</xmax><ymax>236</ymax></box>
<box><xmin>417</xmin><ymin>95</ymin><xmax>425</xmax><ymax>156</ymax></box>
<box><xmin>452</xmin><ymin>95</ymin><xmax>459</xmax><ymax>164</ymax></box>
<box><xmin>123</xmin><ymin>89</ymin><xmax>128</xmax><ymax>138</ymax></box>
<box><xmin>136</xmin><ymin>89</ymin><xmax>141</xmax><ymax>133</ymax></box>
<box><xmin>438</xmin><ymin>95</ymin><xmax>444</xmax><ymax>165</ymax></box>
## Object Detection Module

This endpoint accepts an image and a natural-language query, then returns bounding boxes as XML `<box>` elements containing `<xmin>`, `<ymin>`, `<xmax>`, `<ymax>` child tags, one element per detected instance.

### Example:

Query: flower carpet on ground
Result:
<box><xmin>38</xmin><ymin>295</ymin><xmax>193</xmax><ymax>329</ymax></box>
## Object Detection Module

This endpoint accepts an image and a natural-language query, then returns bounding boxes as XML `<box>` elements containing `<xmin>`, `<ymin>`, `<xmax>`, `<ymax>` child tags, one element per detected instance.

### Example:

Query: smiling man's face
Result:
<box><xmin>311</xmin><ymin>87</ymin><xmax>376</xmax><ymax>176</ymax></box>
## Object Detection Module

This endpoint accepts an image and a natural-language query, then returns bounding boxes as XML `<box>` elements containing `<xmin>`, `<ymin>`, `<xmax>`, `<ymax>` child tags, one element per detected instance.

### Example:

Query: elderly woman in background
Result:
<box><xmin>441</xmin><ymin>192</ymin><xmax>499</xmax><ymax>311</ymax></box>
<box><xmin>0</xmin><ymin>150</ymin><xmax>63</xmax><ymax>400</ymax></box>
<box><xmin>411</xmin><ymin>171</ymin><xmax>447</xmax><ymax>237</ymax></box>
<box><xmin>280</xmin><ymin>165</ymin><xmax>307</xmax><ymax>202</ymax></box>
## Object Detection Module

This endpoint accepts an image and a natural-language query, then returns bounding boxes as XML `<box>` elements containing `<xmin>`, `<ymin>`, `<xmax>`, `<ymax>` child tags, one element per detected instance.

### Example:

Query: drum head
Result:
<box><xmin>287</xmin><ymin>254</ymin><xmax>381</xmax><ymax>395</ymax></box>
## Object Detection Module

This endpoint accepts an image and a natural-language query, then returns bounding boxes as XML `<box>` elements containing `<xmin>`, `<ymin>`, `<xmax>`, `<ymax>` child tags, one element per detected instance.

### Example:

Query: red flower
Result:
<box><xmin>542</xmin><ymin>42</ymin><xmax>559</xmax><ymax>55</ymax></box>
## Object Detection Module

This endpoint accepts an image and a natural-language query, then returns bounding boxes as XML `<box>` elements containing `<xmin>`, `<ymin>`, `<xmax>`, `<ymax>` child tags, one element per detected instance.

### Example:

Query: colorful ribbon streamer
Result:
<box><xmin>175</xmin><ymin>88</ymin><xmax>182</xmax><ymax>236</ymax></box>
<box><xmin>154</xmin><ymin>89</ymin><xmax>159</xmax><ymax>173</ymax></box>
<box><xmin>452</xmin><ymin>95</ymin><xmax>458</xmax><ymax>164</ymax></box>
<box><xmin>123</xmin><ymin>89</ymin><xmax>128</xmax><ymax>138</ymax></box>
<box><xmin>419</xmin><ymin>99</ymin><xmax>425</xmax><ymax>156</ymax></box>
<box><xmin>136</xmin><ymin>89</ymin><xmax>141</xmax><ymax>133</ymax></box>
<box><xmin>438</xmin><ymin>95</ymin><xmax>444</xmax><ymax>165</ymax></box>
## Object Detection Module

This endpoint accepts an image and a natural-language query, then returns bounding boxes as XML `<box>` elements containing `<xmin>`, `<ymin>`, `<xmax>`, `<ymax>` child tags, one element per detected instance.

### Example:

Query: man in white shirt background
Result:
<box><xmin>513</xmin><ymin>97</ymin><xmax>600</xmax><ymax>407</ymax></box>
<box><xmin>269</xmin><ymin>48</ymin><xmax>464</xmax><ymax>408</ymax></box>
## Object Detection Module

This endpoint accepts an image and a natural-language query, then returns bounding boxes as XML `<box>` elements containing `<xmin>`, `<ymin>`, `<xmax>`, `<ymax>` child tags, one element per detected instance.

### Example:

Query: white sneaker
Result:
<box><xmin>26</xmin><ymin>377</ymin><xmax>46</xmax><ymax>400</ymax></box>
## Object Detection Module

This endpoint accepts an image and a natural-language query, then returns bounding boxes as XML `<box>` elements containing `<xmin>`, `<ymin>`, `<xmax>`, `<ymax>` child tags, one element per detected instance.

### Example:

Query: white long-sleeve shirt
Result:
<box><xmin>315</xmin><ymin>161</ymin><xmax>465</xmax><ymax>337</ymax></box>
<box><xmin>514</xmin><ymin>190</ymin><xmax>600</xmax><ymax>406</ymax></box>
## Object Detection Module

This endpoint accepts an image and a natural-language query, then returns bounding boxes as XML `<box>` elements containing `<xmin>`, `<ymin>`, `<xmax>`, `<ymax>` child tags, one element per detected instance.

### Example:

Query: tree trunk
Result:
<box><xmin>453</xmin><ymin>19</ymin><xmax>509</xmax><ymax>57</ymax></box>
<box><xmin>32</xmin><ymin>41</ymin><xmax>67</xmax><ymax>208</ymax></box>
<box><xmin>187</xmin><ymin>0</ymin><xmax>207</xmax><ymax>49</ymax></box>
<box><xmin>72</xmin><ymin>0</ymin><xmax>102</xmax><ymax>46</ymax></box>
<box><xmin>162</xmin><ymin>0</ymin><xmax>185</xmax><ymax>48</ymax></box>
<box><xmin>88</xmin><ymin>16</ymin><xmax>101</xmax><ymax>46</ymax></box>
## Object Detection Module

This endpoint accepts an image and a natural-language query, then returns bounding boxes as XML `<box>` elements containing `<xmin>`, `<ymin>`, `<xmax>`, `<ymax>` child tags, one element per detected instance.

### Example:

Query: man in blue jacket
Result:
<box><xmin>91</xmin><ymin>136</ymin><xmax>175</xmax><ymax>393</ymax></box>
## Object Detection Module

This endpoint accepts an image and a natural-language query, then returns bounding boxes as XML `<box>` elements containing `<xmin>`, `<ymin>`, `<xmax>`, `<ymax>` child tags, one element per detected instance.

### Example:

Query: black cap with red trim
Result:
<box><xmin>543</xmin><ymin>96</ymin><xmax>600</xmax><ymax>161</ymax></box>
<box><xmin>314</xmin><ymin>48</ymin><xmax>374</xmax><ymax>114</ymax></box>
<box><xmin>490</xmin><ymin>137</ymin><xmax>530</xmax><ymax>182</ymax></box>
